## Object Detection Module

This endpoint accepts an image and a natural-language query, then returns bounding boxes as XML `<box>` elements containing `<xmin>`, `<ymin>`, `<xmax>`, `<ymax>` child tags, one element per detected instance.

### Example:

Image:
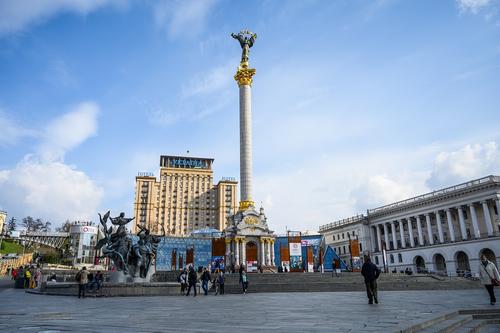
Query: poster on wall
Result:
<box><xmin>289</xmin><ymin>242</ymin><xmax>303</xmax><ymax>271</ymax></box>
<box><xmin>246</xmin><ymin>260</ymin><xmax>258</xmax><ymax>272</ymax></box>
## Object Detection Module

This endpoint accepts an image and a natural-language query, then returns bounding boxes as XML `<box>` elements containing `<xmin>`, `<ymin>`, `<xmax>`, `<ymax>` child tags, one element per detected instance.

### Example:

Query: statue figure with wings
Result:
<box><xmin>231</xmin><ymin>30</ymin><xmax>257</xmax><ymax>67</ymax></box>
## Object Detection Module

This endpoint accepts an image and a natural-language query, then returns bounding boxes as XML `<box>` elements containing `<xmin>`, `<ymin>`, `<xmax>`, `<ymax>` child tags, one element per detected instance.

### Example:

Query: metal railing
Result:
<box><xmin>319</xmin><ymin>214</ymin><xmax>365</xmax><ymax>232</ymax></box>
<box><xmin>368</xmin><ymin>175</ymin><xmax>499</xmax><ymax>216</ymax></box>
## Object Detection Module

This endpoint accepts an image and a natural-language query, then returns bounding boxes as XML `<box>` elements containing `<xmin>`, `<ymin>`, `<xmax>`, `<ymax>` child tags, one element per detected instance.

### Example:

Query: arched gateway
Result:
<box><xmin>414</xmin><ymin>255</ymin><xmax>426</xmax><ymax>273</ymax></box>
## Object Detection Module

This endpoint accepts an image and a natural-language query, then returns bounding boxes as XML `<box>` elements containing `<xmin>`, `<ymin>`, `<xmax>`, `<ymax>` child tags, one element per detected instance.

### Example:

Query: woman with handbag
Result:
<box><xmin>479</xmin><ymin>254</ymin><xmax>500</xmax><ymax>305</ymax></box>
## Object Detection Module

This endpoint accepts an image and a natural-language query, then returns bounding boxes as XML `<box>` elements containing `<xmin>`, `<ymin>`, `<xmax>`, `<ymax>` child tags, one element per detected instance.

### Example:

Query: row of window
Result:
<box><xmin>332</xmin><ymin>230</ymin><xmax>357</xmax><ymax>242</ymax></box>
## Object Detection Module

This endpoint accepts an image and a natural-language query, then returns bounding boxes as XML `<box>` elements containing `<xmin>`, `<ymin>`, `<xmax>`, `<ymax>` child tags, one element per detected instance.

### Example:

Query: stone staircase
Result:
<box><xmin>153</xmin><ymin>271</ymin><xmax>481</xmax><ymax>294</ymax></box>
<box><xmin>400</xmin><ymin>309</ymin><xmax>500</xmax><ymax>333</ymax></box>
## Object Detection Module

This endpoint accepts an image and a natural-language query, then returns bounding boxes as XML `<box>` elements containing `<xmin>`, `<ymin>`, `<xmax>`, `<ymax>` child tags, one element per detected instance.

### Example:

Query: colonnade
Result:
<box><xmin>225</xmin><ymin>236</ymin><xmax>275</xmax><ymax>267</ymax></box>
<box><xmin>371</xmin><ymin>198</ymin><xmax>500</xmax><ymax>253</ymax></box>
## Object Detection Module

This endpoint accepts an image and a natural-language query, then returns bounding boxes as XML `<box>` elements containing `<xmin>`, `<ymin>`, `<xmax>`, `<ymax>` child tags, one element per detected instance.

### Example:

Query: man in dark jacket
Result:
<box><xmin>201</xmin><ymin>267</ymin><xmax>211</xmax><ymax>295</ymax></box>
<box><xmin>186</xmin><ymin>266</ymin><xmax>197</xmax><ymax>297</ymax></box>
<box><xmin>361</xmin><ymin>256</ymin><xmax>381</xmax><ymax>304</ymax></box>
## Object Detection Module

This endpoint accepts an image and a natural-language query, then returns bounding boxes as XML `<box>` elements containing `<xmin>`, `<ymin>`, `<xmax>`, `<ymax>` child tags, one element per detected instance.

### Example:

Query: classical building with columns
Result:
<box><xmin>320</xmin><ymin>175</ymin><xmax>500</xmax><ymax>276</ymax></box>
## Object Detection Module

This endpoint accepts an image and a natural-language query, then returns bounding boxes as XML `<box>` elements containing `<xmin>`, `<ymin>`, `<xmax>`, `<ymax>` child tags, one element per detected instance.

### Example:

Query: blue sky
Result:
<box><xmin>1</xmin><ymin>0</ymin><xmax>500</xmax><ymax>233</ymax></box>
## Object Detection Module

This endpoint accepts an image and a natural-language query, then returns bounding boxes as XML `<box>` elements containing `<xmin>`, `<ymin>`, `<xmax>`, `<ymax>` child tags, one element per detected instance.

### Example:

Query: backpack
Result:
<box><xmin>75</xmin><ymin>272</ymin><xmax>82</xmax><ymax>282</ymax></box>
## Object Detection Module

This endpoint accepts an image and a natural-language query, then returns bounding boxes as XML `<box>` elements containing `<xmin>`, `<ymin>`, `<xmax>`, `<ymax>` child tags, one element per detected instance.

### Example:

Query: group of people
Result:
<box><xmin>360</xmin><ymin>254</ymin><xmax>500</xmax><ymax>306</ymax></box>
<box><xmin>178</xmin><ymin>265</ymin><xmax>226</xmax><ymax>297</ymax></box>
<box><xmin>177</xmin><ymin>264</ymin><xmax>250</xmax><ymax>296</ymax></box>
<box><xmin>7</xmin><ymin>265</ymin><xmax>42</xmax><ymax>289</ymax></box>
<box><xmin>75</xmin><ymin>267</ymin><xmax>104</xmax><ymax>299</ymax></box>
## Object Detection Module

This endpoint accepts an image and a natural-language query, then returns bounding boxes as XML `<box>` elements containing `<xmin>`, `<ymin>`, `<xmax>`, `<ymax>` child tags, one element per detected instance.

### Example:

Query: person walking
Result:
<box><xmin>201</xmin><ymin>267</ymin><xmax>211</xmax><ymax>296</ymax></box>
<box><xmin>178</xmin><ymin>269</ymin><xmax>187</xmax><ymax>295</ymax></box>
<box><xmin>361</xmin><ymin>256</ymin><xmax>381</xmax><ymax>304</ymax></box>
<box><xmin>479</xmin><ymin>254</ymin><xmax>500</xmax><ymax>305</ymax></box>
<box><xmin>217</xmin><ymin>270</ymin><xmax>225</xmax><ymax>295</ymax></box>
<box><xmin>186</xmin><ymin>266</ymin><xmax>197</xmax><ymax>297</ymax></box>
<box><xmin>76</xmin><ymin>267</ymin><xmax>89</xmax><ymax>299</ymax></box>
<box><xmin>241</xmin><ymin>270</ymin><xmax>249</xmax><ymax>294</ymax></box>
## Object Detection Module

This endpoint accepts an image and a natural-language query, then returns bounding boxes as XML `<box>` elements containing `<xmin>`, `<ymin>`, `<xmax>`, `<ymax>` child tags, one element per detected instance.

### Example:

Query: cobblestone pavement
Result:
<box><xmin>0</xmin><ymin>281</ymin><xmax>495</xmax><ymax>332</ymax></box>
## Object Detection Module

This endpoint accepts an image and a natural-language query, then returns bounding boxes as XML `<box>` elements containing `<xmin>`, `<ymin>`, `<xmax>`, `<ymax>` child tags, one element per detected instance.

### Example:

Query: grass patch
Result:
<box><xmin>0</xmin><ymin>240</ymin><xmax>25</xmax><ymax>254</ymax></box>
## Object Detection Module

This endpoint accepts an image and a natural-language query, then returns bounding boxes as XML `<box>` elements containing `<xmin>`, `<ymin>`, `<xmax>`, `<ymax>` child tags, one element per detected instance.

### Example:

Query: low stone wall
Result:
<box><xmin>33</xmin><ymin>281</ymin><xmax>180</xmax><ymax>297</ymax></box>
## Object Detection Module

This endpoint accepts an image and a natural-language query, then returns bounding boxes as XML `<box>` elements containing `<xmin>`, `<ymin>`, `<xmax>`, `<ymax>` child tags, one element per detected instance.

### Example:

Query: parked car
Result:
<box><xmin>1</xmin><ymin>253</ymin><xmax>19</xmax><ymax>259</ymax></box>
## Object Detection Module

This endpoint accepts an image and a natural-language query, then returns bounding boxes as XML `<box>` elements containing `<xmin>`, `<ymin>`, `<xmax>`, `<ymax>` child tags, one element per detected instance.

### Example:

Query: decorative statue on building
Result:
<box><xmin>96</xmin><ymin>211</ymin><xmax>164</xmax><ymax>280</ymax></box>
<box><xmin>231</xmin><ymin>30</ymin><xmax>257</xmax><ymax>66</ymax></box>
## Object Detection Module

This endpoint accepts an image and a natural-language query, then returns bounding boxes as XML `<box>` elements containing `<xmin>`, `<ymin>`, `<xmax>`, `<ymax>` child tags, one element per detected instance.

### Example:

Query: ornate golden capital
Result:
<box><xmin>234</xmin><ymin>66</ymin><xmax>256</xmax><ymax>87</ymax></box>
<box><xmin>239</xmin><ymin>200</ymin><xmax>255</xmax><ymax>211</ymax></box>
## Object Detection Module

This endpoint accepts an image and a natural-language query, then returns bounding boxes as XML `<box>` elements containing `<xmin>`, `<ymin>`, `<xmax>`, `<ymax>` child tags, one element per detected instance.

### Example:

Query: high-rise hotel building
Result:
<box><xmin>133</xmin><ymin>155</ymin><xmax>238</xmax><ymax>236</ymax></box>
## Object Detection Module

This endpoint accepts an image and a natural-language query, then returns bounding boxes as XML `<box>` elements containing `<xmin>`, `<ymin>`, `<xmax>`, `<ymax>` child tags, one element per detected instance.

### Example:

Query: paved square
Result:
<box><xmin>0</xmin><ymin>280</ymin><xmax>495</xmax><ymax>332</ymax></box>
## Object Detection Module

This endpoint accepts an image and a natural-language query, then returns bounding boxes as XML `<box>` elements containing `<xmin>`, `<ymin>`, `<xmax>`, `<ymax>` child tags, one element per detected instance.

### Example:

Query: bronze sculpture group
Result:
<box><xmin>96</xmin><ymin>211</ymin><xmax>164</xmax><ymax>279</ymax></box>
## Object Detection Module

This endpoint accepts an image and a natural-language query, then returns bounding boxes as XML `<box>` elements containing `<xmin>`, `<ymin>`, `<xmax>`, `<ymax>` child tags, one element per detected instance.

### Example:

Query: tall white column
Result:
<box><xmin>260</xmin><ymin>239</ymin><xmax>266</xmax><ymax>265</ymax></box>
<box><xmin>445</xmin><ymin>209</ymin><xmax>456</xmax><ymax>242</ymax></box>
<box><xmin>481</xmin><ymin>201</ymin><xmax>494</xmax><ymax>236</ymax></box>
<box><xmin>266</xmin><ymin>240</ymin><xmax>271</xmax><ymax>265</ymax></box>
<box><xmin>469</xmin><ymin>203</ymin><xmax>481</xmax><ymax>238</ymax></box>
<box><xmin>270</xmin><ymin>240</ymin><xmax>275</xmax><ymax>266</ymax></box>
<box><xmin>376</xmin><ymin>225</ymin><xmax>382</xmax><ymax>252</ymax></box>
<box><xmin>457</xmin><ymin>206</ymin><xmax>467</xmax><ymax>240</ymax></box>
<box><xmin>225</xmin><ymin>239</ymin><xmax>231</xmax><ymax>266</ymax></box>
<box><xmin>241</xmin><ymin>238</ymin><xmax>247</xmax><ymax>264</ymax></box>
<box><xmin>496</xmin><ymin>197</ymin><xmax>500</xmax><ymax>223</ymax></box>
<box><xmin>390</xmin><ymin>222</ymin><xmax>398</xmax><ymax>250</ymax></box>
<box><xmin>383</xmin><ymin>223</ymin><xmax>390</xmax><ymax>250</ymax></box>
<box><xmin>407</xmin><ymin>218</ymin><xmax>415</xmax><ymax>247</ymax></box>
<box><xmin>235</xmin><ymin>239</ymin><xmax>240</xmax><ymax>265</ymax></box>
<box><xmin>416</xmin><ymin>216</ymin><xmax>424</xmax><ymax>246</ymax></box>
<box><xmin>425</xmin><ymin>214</ymin><xmax>434</xmax><ymax>245</ymax></box>
<box><xmin>398</xmin><ymin>220</ymin><xmax>406</xmax><ymax>248</ymax></box>
<box><xmin>435</xmin><ymin>211</ymin><xmax>444</xmax><ymax>243</ymax></box>
<box><xmin>235</xmin><ymin>67</ymin><xmax>256</xmax><ymax>205</ymax></box>
<box><xmin>370</xmin><ymin>227</ymin><xmax>377</xmax><ymax>252</ymax></box>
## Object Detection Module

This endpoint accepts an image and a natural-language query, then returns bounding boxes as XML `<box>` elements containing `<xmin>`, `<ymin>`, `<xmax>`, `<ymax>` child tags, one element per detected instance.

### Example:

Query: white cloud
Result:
<box><xmin>427</xmin><ymin>142</ymin><xmax>500</xmax><ymax>188</ymax></box>
<box><xmin>181</xmin><ymin>62</ymin><xmax>233</xmax><ymax>99</ymax></box>
<box><xmin>457</xmin><ymin>0</ymin><xmax>491</xmax><ymax>13</ymax></box>
<box><xmin>148</xmin><ymin>61</ymin><xmax>233</xmax><ymax>125</ymax></box>
<box><xmin>0</xmin><ymin>0</ymin><xmax>127</xmax><ymax>37</ymax></box>
<box><xmin>0</xmin><ymin>101</ymin><xmax>103</xmax><ymax>226</ymax></box>
<box><xmin>0</xmin><ymin>156</ymin><xmax>103</xmax><ymax>223</ymax></box>
<box><xmin>152</xmin><ymin>0</ymin><xmax>219</xmax><ymax>38</ymax></box>
<box><xmin>253</xmin><ymin>140</ymin><xmax>500</xmax><ymax>234</ymax></box>
<box><xmin>0</xmin><ymin>111</ymin><xmax>37</xmax><ymax>146</ymax></box>
<box><xmin>351</xmin><ymin>173</ymin><xmax>430</xmax><ymax>211</ymax></box>
<box><xmin>38</xmin><ymin>101</ymin><xmax>99</xmax><ymax>162</ymax></box>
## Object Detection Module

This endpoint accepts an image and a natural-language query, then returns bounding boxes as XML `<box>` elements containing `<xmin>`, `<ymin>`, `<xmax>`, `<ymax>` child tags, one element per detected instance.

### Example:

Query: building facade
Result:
<box><xmin>69</xmin><ymin>221</ymin><xmax>98</xmax><ymax>265</ymax></box>
<box><xmin>319</xmin><ymin>214</ymin><xmax>370</xmax><ymax>268</ymax></box>
<box><xmin>133</xmin><ymin>155</ymin><xmax>238</xmax><ymax>236</ymax></box>
<box><xmin>0</xmin><ymin>211</ymin><xmax>6</xmax><ymax>235</ymax></box>
<box><xmin>320</xmin><ymin>175</ymin><xmax>500</xmax><ymax>276</ymax></box>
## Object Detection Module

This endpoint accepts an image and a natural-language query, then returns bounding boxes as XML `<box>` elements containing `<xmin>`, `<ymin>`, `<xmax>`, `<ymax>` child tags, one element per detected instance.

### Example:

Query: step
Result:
<box><xmin>418</xmin><ymin>315</ymin><xmax>473</xmax><ymax>333</ymax></box>
<box><xmin>400</xmin><ymin>311</ymin><xmax>458</xmax><ymax>333</ymax></box>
